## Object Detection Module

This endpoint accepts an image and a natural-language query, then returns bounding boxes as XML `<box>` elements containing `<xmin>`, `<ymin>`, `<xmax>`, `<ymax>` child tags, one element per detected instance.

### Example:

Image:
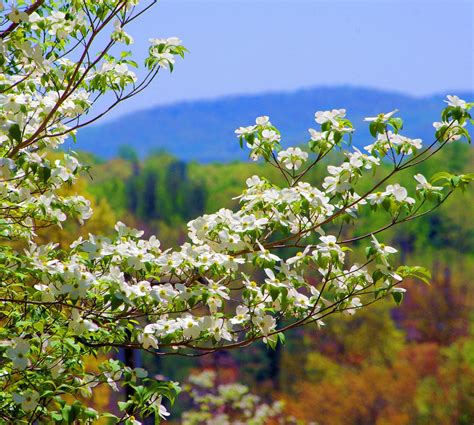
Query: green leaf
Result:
<box><xmin>38</xmin><ymin>166</ymin><xmax>51</xmax><ymax>183</ymax></box>
<box><xmin>8</xmin><ymin>124</ymin><xmax>22</xmax><ymax>143</ymax></box>
<box><xmin>389</xmin><ymin>117</ymin><xmax>404</xmax><ymax>133</ymax></box>
<box><xmin>269</xmin><ymin>286</ymin><xmax>280</xmax><ymax>301</ymax></box>
<box><xmin>397</xmin><ymin>265</ymin><xmax>431</xmax><ymax>285</ymax></box>
<box><xmin>118</xmin><ymin>401</ymin><xmax>133</xmax><ymax>412</ymax></box>
<box><xmin>451</xmin><ymin>176</ymin><xmax>461</xmax><ymax>187</ymax></box>
<box><xmin>431</xmin><ymin>171</ymin><xmax>452</xmax><ymax>183</ymax></box>
<box><xmin>51</xmin><ymin>412</ymin><xmax>63</xmax><ymax>422</ymax></box>
<box><xmin>392</xmin><ymin>291</ymin><xmax>404</xmax><ymax>305</ymax></box>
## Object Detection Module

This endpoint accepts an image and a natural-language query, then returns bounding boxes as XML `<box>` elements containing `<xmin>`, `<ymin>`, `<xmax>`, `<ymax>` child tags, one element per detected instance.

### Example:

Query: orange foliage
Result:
<box><xmin>394</xmin><ymin>262</ymin><xmax>473</xmax><ymax>345</ymax></box>
<box><xmin>282</xmin><ymin>340</ymin><xmax>474</xmax><ymax>425</ymax></box>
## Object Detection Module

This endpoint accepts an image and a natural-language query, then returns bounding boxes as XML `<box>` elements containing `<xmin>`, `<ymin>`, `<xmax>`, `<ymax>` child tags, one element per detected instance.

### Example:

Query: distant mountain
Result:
<box><xmin>74</xmin><ymin>86</ymin><xmax>473</xmax><ymax>162</ymax></box>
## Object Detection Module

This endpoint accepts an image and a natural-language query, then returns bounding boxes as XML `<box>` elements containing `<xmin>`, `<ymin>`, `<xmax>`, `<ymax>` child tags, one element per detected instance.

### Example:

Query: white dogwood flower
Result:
<box><xmin>315</xmin><ymin>109</ymin><xmax>346</xmax><ymax>125</ymax></box>
<box><xmin>364</xmin><ymin>109</ymin><xmax>398</xmax><ymax>122</ymax></box>
<box><xmin>5</xmin><ymin>338</ymin><xmax>30</xmax><ymax>370</ymax></box>
<box><xmin>277</xmin><ymin>147</ymin><xmax>309</xmax><ymax>170</ymax></box>
<box><xmin>414</xmin><ymin>174</ymin><xmax>442</xmax><ymax>191</ymax></box>
<box><xmin>445</xmin><ymin>95</ymin><xmax>467</xmax><ymax>109</ymax></box>
<box><xmin>13</xmin><ymin>391</ymin><xmax>39</xmax><ymax>411</ymax></box>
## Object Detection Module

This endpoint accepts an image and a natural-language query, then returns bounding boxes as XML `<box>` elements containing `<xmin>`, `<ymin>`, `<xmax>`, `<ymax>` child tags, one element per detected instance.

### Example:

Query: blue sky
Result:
<box><xmin>106</xmin><ymin>0</ymin><xmax>473</xmax><ymax>117</ymax></box>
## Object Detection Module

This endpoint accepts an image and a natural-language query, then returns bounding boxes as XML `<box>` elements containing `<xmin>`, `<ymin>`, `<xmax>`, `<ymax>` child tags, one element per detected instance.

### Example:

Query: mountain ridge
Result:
<box><xmin>74</xmin><ymin>86</ymin><xmax>474</xmax><ymax>162</ymax></box>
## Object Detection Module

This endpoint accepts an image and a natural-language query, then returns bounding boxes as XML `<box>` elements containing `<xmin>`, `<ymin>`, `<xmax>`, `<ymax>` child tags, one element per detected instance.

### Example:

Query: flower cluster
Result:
<box><xmin>0</xmin><ymin>1</ymin><xmax>472</xmax><ymax>424</ymax></box>
<box><xmin>278</xmin><ymin>147</ymin><xmax>309</xmax><ymax>170</ymax></box>
<box><xmin>146</xmin><ymin>37</ymin><xmax>186</xmax><ymax>71</ymax></box>
<box><xmin>364</xmin><ymin>131</ymin><xmax>423</xmax><ymax>156</ymax></box>
<box><xmin>2</xmin><ymin>96</ymin><xmax>471</xmax><ymax>422</ymax></box>
<box><xmin>182</xmin><ymin>370</ymin><xmax>296</xmax><ymax>425</ymax></box>
<box><xmin>306</xmin><ymin>108</ymin><xmax>354</xmax><ymax>153</ymax></box>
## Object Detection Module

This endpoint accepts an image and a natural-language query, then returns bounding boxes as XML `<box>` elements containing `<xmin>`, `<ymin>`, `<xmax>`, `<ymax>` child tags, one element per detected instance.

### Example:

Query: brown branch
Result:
<box><xmin>7</xmin><ymin>1</ymin><xmax>128</xmax><ymax>158</ymax></box>
<box><xmin>0</xmin><ymin>1</ymin><xmax>45</xmax><ymax>39</ymax></box>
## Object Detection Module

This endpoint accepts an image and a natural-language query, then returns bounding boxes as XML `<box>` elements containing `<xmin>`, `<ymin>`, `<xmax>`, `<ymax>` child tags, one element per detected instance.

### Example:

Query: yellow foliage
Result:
<box><xmin>35</xmin><ymin>177</ymin><xmax>118</xmax><ymax>248</ymax></box>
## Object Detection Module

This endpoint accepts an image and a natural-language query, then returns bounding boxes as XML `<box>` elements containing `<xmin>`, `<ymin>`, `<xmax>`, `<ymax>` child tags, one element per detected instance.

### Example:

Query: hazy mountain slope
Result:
<box><xmin>75</xmin><ymin>86</ymin><xmax>473</xmax><ymax>162</ymax></box>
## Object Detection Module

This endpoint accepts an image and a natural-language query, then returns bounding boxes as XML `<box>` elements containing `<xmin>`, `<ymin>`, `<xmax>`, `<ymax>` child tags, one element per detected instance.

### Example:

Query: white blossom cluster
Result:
<box><xmin>182</xmin><ymin>370</ymin><xmax>297</xmax><ymax>425</ymax></box>
<box><xmin>0</xmin><ymin>1</ymin><xmax>472</xmax><ymax>423</ymax></box>
<box><xmin>0</xmin><ymin>1</ymin><xmax>185</xmax><ymax>242</ymax></box>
